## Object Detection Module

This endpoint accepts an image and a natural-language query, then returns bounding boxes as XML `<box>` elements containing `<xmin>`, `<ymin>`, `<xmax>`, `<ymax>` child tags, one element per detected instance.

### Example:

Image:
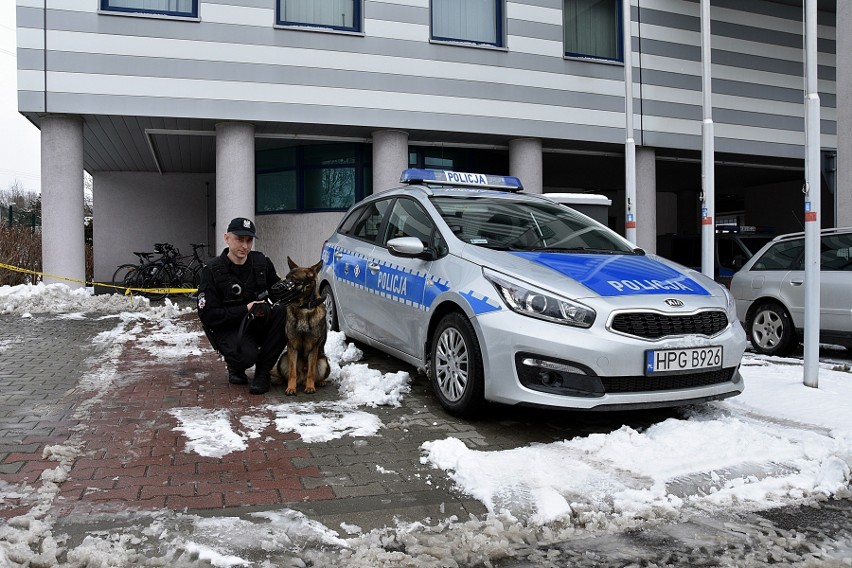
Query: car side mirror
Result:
<box><xmin>388</xmin><ymin>236</ymin><xmax>427</xmax><ymax>258</ymax></box>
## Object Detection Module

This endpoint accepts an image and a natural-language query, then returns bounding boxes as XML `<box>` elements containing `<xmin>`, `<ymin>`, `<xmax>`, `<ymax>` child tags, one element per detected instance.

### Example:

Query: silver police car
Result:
<box><xmin>320</xmin><ymin>169</ymin><xmax>746</xmax><ymax>416</ymax></box>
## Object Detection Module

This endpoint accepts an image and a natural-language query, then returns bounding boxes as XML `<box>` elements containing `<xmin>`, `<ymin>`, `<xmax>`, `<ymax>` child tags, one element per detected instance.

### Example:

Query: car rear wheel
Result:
<box><xmin>320</xmin><ymin>285</ymin><xmax>339</xmax><ymax>332</ymax></box>
<box><xmin>748</xmin><ymin>302</ymin><xmax>797</xmax><ymax>356</ymax></box>
<box><xmin>430</xmin><ymin>312</ymin><xmax>485</xmax><ymax>417</ymax></box>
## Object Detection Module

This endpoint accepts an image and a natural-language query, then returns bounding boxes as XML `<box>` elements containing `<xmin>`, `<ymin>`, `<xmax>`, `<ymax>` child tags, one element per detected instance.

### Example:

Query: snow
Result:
<box><xmin>0</xmin><ymin>283</ymin><xmax>850</xmax><ymax>567</ymax></box>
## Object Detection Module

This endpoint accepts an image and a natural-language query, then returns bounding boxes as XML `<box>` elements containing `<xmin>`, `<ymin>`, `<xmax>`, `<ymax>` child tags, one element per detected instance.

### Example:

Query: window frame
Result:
<box><xmin>430</xmin><ymin>0</ymin><xmax>505</xmax><ymax>48</ymax></box>
<box><xmin>343</xmin><ymin>199</ymin><xmax>393</xmax><ymax>246</ymax></box>
<box><xmin>99</xmin><ymin>0</ymin><xmax>198</xmax><ymax>19</ymax></box>
<box><xmin>562</xmin><ymin>0</ymin><xmax>623</xmax><ymax>63</ymax></box>
<box><xmin>277</xmin><ymin>0</ymin><xmax>363</xmax><ymax>33</ymax></box>
<box><xmin>255</xmin><ymin>143</ymin><xmax>371</xmax><ymax>215</ymax></box>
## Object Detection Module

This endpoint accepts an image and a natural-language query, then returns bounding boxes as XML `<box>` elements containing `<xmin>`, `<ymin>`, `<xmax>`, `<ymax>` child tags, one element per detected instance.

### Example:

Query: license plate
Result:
<box><xmin>645</xmin><ymin>346</ymin><xmax>723</xmax><ymax>376</ymax></box>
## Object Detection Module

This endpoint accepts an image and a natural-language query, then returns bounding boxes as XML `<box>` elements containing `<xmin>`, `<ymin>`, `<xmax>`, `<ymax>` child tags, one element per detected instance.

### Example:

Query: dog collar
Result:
<box><xmin>298</xmin><ymin>298</ymin><xmax>323</xmax><ymax>309</ymax></box>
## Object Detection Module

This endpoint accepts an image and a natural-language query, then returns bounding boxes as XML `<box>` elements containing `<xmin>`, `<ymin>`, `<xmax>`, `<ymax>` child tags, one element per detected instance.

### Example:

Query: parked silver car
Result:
<box><xmin>320</xmin><ymin>169</ymin><xmax>746</xmax><ymax>417</ymax></box>
<box><xmin>730</xmin><ymin>227</ymin><xmax>852</xmax><ymax>356</ymax></box>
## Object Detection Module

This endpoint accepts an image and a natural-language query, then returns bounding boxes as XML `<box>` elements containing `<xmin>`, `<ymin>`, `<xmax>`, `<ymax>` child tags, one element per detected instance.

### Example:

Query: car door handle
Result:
<box><xmin>790</xmin><ymin>280</ymin><xmax>804</xmax><ymax>286</ymax></box>
<box><xmin>368</xmin><ymin>262</ymin><xmax>380</xmax><ymax>273</ymax></box>
<box><xmin>334</xmin><ymin>251</ymin><xmax>343</xmax><ymax>260</ymax></box>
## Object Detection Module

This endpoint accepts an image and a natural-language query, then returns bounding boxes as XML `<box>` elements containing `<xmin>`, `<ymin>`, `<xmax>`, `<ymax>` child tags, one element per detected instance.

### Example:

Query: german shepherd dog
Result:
<box><xmin>271</xmin><ymin>258</ymin><xmax>330</xmax><ymax>395</ymax></box>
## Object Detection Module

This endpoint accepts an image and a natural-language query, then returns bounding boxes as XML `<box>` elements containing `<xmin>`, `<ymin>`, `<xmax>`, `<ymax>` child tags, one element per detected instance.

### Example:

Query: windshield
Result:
<box><xmin>431</xmin><ymin>196</ymin><xmax>635</xmax><ymax>253</ymax></box>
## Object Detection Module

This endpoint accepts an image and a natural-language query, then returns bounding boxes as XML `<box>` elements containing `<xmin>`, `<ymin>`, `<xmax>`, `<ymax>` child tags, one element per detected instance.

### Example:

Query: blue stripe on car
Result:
<box><xmin>328</xmin><ymin>246</ymin><xmax>451</xmax><ymax>311</ymax></box>
<box><xmin>511</xmin><ymin>252</ymin><xmax>710</xmax><ymax>296</ymax></box>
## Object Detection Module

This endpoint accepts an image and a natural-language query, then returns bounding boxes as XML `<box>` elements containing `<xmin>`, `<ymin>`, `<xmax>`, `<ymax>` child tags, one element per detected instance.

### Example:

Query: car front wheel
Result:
<box><xmin>429</xmin><ymin>312</ymin><xmax>485</xmax><ymax>417</ymax></box>
<box><xmin>320</xmin><ymin>285</ymin><xmax>339</xmax><ymax>332</ymax></box>
<box><xmin>748</xmin><ymin>302</ymin><xmax>797</xmax><ymax>356</ymax></box>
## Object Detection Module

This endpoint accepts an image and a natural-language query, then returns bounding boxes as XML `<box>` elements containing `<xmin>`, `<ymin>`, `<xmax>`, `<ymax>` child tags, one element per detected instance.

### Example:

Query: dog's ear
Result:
<box><xmin>311</xmin><ymin>259</ymin><xmax>323</xmax><ymax>274</ymax></box>
<box><xmin>287</xmin><ymin>256</ymin><xmax>297</xmax><ymax>270</ymax></box>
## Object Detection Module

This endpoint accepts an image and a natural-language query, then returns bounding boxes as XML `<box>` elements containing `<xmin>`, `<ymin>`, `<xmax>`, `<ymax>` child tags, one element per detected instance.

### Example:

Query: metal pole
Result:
<box><xmin>803</xmin><ymin>0</ymin><xmax>821</xmax><ymax>388</ymax></box>
<box><xmin>623</xmin><ymin>0</ymin><xmax>637</xmax><ymax>244</ymax></box>
<box><xmin>700</xmin><ymin>0</ymin><xmax>715</xmax><ymax>280</ymax></box>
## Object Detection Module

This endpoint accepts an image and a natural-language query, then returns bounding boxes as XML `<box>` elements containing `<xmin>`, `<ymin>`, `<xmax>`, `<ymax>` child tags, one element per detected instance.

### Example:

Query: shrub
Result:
<box><xmin>0</xmin><ymin>224</ymin><xmax>94</xmax><ymax>286</ymax></box>
<box><xmin>0</xmin><ymin>224</ymin><xmax>41</xmax><ymax>285</ymax></box>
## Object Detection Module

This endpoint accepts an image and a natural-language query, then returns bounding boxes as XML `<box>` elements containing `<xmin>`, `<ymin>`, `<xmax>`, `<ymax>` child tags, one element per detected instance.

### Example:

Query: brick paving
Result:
<box><xmin>0</xmin><ymin>310</ymin><xmax>496</xmax><ymax>532</ymax></box>
<box><xmin>0</xmin><ymin>308</ymin><xmax>667</xmax><ymax>536</ymax></box>
<box><xmin>50</xmin><ymin>322</ymin><xmax>335</xmax><ymax>516</ymax></box>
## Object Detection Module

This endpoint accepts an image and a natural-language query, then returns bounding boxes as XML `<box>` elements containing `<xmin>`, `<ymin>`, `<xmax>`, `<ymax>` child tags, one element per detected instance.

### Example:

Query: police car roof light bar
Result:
<box><xmin>401</xmin><ymin>168</ymin><xmax>523</xmax><ymax>192</ymax></box>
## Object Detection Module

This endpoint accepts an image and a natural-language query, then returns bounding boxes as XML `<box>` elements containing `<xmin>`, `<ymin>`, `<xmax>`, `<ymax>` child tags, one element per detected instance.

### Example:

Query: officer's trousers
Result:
<box><xmin>209</xmin><ymin>304</ymin><xmax>287</xmax><ymax>374</ymax></box>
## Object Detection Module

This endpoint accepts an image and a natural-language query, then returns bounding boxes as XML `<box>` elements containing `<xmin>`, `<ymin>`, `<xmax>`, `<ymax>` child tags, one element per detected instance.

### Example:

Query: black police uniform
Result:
<box><xmin>196</xmin><ymin>248</ymin><xmax>287</xmax><ymax>393</ymax></box>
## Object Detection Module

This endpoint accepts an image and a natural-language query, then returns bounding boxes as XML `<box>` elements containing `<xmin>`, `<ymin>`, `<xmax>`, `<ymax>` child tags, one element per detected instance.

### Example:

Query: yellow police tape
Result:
<box><xmin>0</xmin><ymin>261</ymin><xmax>198</xmax><ymax>298</ymax></box>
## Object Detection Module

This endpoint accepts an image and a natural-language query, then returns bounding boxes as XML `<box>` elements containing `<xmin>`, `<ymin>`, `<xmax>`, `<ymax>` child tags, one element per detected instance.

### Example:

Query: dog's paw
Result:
<box><xmin>316</xmin><ymin>380</ymin><xmax>326</xmax><ymax>388</ymax></box>
<box><xmin>284</xmin><ymin>387</ymin><xmax>297</xmax><ymax>396</ymax></box>
<box><xmin>304</xmin><ymin>386</ymin><xmax>316</xmax><ymax>394</ymax></box>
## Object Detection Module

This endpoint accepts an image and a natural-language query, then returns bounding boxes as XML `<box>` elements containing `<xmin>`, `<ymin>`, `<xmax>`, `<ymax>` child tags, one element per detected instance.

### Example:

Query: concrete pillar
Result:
<box><xmin>837</xmin><ymin>0</ymin><xmax>852</xmax><ymax>227</ymax></box>
<box><xmin>41</xmin><ymin>115</ymin><xmax>85</xmax><ymax>288</ymax></box>
<box><xmin>215</xmin><ymin>122</ymin><xmax>255</xmax><ymax>241</ymax></box>
<box><xmin>636</xmin><ymin>147</ymin><xmax>657</xmax><ymax>253</ymax></box>
<box><xmin>372</xmin><ymin>130</ymin><xmax>409</xmax><ymax>192</ymax></box>
<box><xmin>509</xmin><ymin>138</ymin><xmax>542</xmax><ymax>194</ymax></box>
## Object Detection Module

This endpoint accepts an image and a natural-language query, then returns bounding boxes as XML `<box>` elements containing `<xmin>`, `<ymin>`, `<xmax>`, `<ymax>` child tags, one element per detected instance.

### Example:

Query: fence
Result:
<box><xmin>1</xmin><ymin>204</ymin><xmax>41</xmax><ymax>230</ymax></box>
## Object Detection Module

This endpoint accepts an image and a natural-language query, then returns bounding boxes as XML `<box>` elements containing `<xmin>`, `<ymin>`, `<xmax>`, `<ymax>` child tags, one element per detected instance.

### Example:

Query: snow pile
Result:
<box><xmin>0</xmin><ymin>282</ymin><xmax>191</xmax><ymax>317</ymax></box>
<box><xmin>0</xmin><ymin>444</ymin><xmax>81</xmax><ymax>567</ymax></box>
<box><xmin>168</xmin><ymin>330</ymin><xmax>408</xmax><ymax>452</ymax></box>
<box><xmin>266</xmin><ymin>401</ymin><xmax>384</xmax><ymax>443</ymax></box>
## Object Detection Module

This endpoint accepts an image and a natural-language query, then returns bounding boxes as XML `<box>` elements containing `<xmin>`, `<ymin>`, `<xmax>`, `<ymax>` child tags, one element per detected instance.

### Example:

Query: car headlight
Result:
<box><xmin>722</xmin><ymin>286</ymin><xmax>736</xmax><ymax>317</ymax></box>
<box><xmin>485</xmin><ymin>272</ymin><xmax>595</xmax><ymax>328</ymax></box>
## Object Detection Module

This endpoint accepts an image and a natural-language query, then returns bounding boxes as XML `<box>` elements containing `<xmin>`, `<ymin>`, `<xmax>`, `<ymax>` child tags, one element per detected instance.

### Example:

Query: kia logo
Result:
<box><xmin>665</xmin><ymin>298</ymin><xmax>684</xmax><ymax>307</ymax></box>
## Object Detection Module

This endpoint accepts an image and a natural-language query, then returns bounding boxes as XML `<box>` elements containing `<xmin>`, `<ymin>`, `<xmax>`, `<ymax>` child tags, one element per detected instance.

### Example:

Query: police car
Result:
<box><xmin>319</xmin><ymin>169</ymin><xmax>746</xmax><ymax>417</ymax></box>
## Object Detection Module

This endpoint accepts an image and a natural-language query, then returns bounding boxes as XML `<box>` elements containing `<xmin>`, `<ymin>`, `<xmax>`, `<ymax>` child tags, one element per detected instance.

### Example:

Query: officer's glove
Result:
<box><xmin>269</xmin><ymin>279</ymin><xmax>300</xmax><ymax>305</ymax></box>
<box><xmin>248</xmin><ymin>301</ymin><xmax>271</xmax><ymax>319</ymax></box>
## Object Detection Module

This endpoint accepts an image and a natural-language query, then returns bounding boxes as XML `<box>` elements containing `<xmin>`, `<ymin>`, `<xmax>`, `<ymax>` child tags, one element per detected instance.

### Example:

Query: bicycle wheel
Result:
<box><xmin>111</xmin><ymin>264</ymin><xmax>138</xmax><ymax>293</ymax></box>
<box><xmin>183</xmin><ymin>265</ymin><xmax>203</xmax><ymax>298</ymax></box>
<box><xmin>138</xmin><ymin>263</ymin><xmax>169</xmax><ymax>301</ymax></box>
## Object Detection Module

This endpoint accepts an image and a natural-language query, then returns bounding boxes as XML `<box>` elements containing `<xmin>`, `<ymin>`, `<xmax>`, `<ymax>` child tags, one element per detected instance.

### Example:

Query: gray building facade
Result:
<box><xmin>14</xmin><ymin>0</ymin><xmax>849</xmax><ymax>286</ymax></box>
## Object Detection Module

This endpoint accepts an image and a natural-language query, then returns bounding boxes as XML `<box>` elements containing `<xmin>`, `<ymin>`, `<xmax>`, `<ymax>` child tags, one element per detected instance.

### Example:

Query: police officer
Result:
<box><xmin>196</xmin><ymin>217</ymin><xmax>289</xmax><ymax>394</ymax></box>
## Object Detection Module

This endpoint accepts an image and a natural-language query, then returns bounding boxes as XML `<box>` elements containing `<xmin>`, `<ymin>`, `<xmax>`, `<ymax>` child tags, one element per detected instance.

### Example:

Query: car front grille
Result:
<box><xmin>610</xmin><ymin>310</ymin><xmax>729</xmax><ymax>340</ymax></box>
<box><xmin>602</xmin><ymin>367</ymin><xmax>736</xmax><ymax>393</ymax></box>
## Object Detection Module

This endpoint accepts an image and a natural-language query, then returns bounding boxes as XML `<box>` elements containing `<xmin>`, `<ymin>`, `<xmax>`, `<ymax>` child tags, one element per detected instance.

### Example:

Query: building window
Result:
<box><xmin>409</xmin><ymin>146</ymin><xmax>508</xmax><ymax>175</ymax></box>
<box><xmin>563</xmin><ymin>0</ymin><xmax>621</xmax><ymax>61</ymax></box>
<box><xmin>431</xmin><ymin>0</ymin><xmax>503</xmax><ymax>47</ymax></box>
<box><xmin>278</xmin><ymin>0</ymin><xmax>361</xmax><ymax>32</ymax></box>
<box><xmin>257</xmin><ymin>144</ymin><xmax>371</xmax><ymax>213</ymax></box>
<box><xmin>100</xmin><ymin>0</ymin><xmax>197</xmax><ymax>18</ymax></box>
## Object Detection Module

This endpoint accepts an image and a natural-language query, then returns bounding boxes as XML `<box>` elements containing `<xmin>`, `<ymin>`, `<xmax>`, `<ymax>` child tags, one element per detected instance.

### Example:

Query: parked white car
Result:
<box><xmin>320</xmin><ymin>169</ymin><xmax>746</xmax><ymax>416</ymax></box>
<box><xmin>730</xmin><ymin>226</ymin><xmax>852</xmax><ymax>356</ymax></box>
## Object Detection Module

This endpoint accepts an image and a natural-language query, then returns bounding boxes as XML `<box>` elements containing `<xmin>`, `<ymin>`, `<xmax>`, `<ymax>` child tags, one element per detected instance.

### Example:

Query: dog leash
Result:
<box><xmin>235</xmin><ymin>302</ymin><xmax>269</xmax><ymax>352</ymax></box>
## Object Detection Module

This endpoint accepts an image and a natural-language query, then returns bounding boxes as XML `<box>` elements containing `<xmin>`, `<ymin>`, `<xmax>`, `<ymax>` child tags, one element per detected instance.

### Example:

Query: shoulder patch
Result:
<box><xmin>197</xmin><ymin>292</ymin><xmax>206</xmax><ymax>310</ymax></box>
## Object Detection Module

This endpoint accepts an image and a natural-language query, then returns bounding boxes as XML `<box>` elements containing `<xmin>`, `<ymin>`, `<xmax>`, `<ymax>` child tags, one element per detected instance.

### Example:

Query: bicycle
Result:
<box><xmin>178</xmin><ymin>243</ymin><xmax>207</xmax><ymax>297</ymax></box>
<box><xmin>134</xmin><ymin>243</ymin><xmax>195</xmax><ymax>301</ymax></box>
<box><xmin>111</xmin><ymin>250</ymin><xmax>154</xmax><ymax>292</ymax></box>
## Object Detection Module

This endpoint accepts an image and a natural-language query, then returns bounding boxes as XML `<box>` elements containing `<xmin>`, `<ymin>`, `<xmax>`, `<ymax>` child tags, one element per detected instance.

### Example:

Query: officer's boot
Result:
<box><xmin>249</xmin><ymin>368</ymin><xmax>271</xmax><ymax>395</ymax></box>
<box><xmin>227</xmin><ymin>364</ymin><xmax>248</xmax><ymax>385</ymax></box>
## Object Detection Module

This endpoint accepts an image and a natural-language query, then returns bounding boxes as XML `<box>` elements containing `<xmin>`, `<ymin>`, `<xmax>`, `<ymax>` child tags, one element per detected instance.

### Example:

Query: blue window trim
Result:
<box><xmin>276</xmin><ymin>0</ymin><xmax>362</xmax><ymax>33</ymax></box>
<box><xmin>563</xmin><ymin>0</ymin><xmax>624</xmax><ymax>63</ymax></box>
<box><xmin>430</xmin><ymin>0</ymin><xmax>504</xmax><ymax>48</ymax></box>
<box><xmin>100</xmin><ymin>0</ymin><xmax>198</xmax><ymax>18</ymax></box>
